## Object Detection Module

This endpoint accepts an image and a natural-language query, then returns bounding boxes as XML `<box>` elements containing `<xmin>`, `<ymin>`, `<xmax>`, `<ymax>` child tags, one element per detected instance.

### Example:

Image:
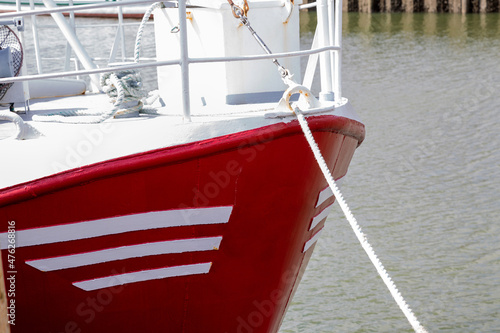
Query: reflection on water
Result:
<box><xmin>343</xmin><ymin>12</ymin><xmax>500</xmax><ymax>39</ymax></box>
<box><xmin>301</xmin><ymin>11</ymin><xmax>500</xmax><ymax>39</ymax></box>
<box><xmin>282</xmin><ymin>12</ymin><xmax>500</xmax><ymax>333</ymax></box>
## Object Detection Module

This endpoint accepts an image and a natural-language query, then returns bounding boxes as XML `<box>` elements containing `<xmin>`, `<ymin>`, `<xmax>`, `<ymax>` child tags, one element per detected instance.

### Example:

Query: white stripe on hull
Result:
<box><xmin>0</xmin><ymin>206</ymin><xmax>232</xmax><ymax>249</ymax></box>
<box><xmin>315</xmin><ymin>177</ymin><xmax>344</xmax><ymax>208</ymax></box>
<box><xmin>73</xmin><ymin>262</ymin><xmax>213</xmax><ymax>291</ymax></box>
<box><xmin>315</xmin><ymin>186</ymin><xmax>334</xmax><ymax>208</ymax></box>
<box><xmin>309</xmin><ymin>202</ymin><xmax>334</xmax><ymax>231</ymax></box>
<box><xmin>303</xmin><ymin>228</ymin><xmax>324</xmax><ymax>253</ymax></box>
<box><xmin>26</xmin><ymin>236</ymin><xmax>222</xmax><ymax>272</ymax></box>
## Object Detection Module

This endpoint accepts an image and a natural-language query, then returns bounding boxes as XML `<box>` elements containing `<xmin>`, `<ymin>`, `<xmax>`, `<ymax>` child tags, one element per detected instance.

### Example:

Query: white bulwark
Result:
<box><xmin>154</xmin><ymin>0</ymin><xmax>302</xmax><ymax>108</ymax></box>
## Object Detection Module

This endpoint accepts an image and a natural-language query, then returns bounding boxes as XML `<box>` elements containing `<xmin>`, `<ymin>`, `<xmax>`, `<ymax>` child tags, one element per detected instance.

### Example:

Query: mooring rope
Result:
<box><xmin>134</xmin><ymin>1</ymin><xmax>163</xmax><ymax>63</ymax></box>
<box><xmin>294</xmin><ymin>107</ymin><xmax>428</xmax><ymax>333</ymax></box>
<box><xmin>198</xmin><ymin>5</ymin><xmax>428</xmax><ymax>330</ymax></box>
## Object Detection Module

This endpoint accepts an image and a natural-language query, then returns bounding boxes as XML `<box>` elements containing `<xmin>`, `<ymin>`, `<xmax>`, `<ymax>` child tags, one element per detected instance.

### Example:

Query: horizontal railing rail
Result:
<box><xmin>0</xmin><ymin>0</ymin><xmax>168</xmax><ymax>19</ymax></box>
<box><xmin>0</xmin><ymin>45</ymin><xmax>341</xmax><ymax>84</ymax></box>
<box><xmin>34</xmin><ymin>21</ymin><xmax>153</xmax><ymax>29</ymax></box>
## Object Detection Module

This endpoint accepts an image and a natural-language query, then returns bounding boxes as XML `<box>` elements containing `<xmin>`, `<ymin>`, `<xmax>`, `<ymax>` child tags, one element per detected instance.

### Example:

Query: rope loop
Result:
<box><xmin>0</xmin><ymin>111</ymin><xmax>41</xmax><ymax>139</ymax></box>
<box><xmin>276</xmin><ymin>84</ymin><xmax>320</xmax><ymax>113</ymax></box>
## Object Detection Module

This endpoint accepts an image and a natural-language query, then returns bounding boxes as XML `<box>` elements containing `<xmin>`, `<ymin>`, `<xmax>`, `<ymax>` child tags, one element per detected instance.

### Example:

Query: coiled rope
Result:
<box><xmin>294</xmin><ymin>106</ymin><xmax>428</xmax><ymax>333</ymax></box>
<box><xmin>33</xmin><ymin>2</ymin><xmax>162</xmax><ymax>124</ymax></box>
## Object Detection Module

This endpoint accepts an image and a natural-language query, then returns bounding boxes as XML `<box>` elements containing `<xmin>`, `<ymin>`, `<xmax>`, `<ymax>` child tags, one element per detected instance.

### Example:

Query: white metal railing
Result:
<box><xmin>0</xmin><ymin>0</ymin><xmax>163</xmax><ymax>19</ymax></box>
<box><xmin>28</xmin><ymin>16</ymin><xmax>154</xmax><ymax>79</ymax></box>
<box><xmin>333</xmin><ymin>0</ymin><xmax>342</xmax><ymax>100</ymax></box>
<box><xmin>0</xmin><ymin>46</ymin><xmax>341</xmax><ymax>83</ymax></box>
<box><xmin>0</xmin><ymin>0</ymin><xmax>343</xmax><ymax>120</ymax></box>
<box><xmin>177</xmin><ymin>0</ymin><xmax>190</xmax><ymax>121</ymax></box>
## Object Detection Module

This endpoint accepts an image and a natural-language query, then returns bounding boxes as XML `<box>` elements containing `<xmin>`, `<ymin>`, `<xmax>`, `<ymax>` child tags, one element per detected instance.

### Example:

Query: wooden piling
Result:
<box><xmin>480</xmin><ymin>0</ymin><xmax>488</xmax><ymax>12</ymax></box>
<box><xmin>359</xmin><ymin>0</ymin><xmax>373</xmax><ymax>13</ymax></box>
<box><xmin>424</xmin><ymin>0</ymin><xmax>438</xmax><ymax>12</ymax></box>
<box><xmin>402</xmin><ymin>0</ymin><xmax>414</xmax><ymax>12</ymax></box>
<box><xmin>307</xmin><ymin>0</ymin><xmax>500</xmax><ymax>11</ymax></box>
<box><xmin>449</xmin><ymin>0</ymin><xmax>462</xmax><ymax>13</ymax></box>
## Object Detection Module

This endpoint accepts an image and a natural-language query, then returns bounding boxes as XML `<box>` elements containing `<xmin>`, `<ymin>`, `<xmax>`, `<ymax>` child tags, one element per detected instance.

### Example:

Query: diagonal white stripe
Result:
<box><xmin>315</xmin><ymin>186</ymin><xmax>334</xmax><ymax>208</ymax></box>
<box><xmin>315</xmin><ymin>178</ymin><xmax>344</xmax><ymax>208</ymax></box>
<box><xmin>25</xmin><ymin>236</ymin><xmax>222</xmax><ymax>272</ymax></box>
<box><xmin>73</xmin><ymin>262</ymin><xmax>212</xmax><ymax>291</ymax></box>
<box><xmin>0</xmin><ymin>206</ymin><xmax>232</xmax><ymax>249</ymax></box>
<box><xmin>309</xmin><ymin>202</ymin><xmax>334</xmax><ymax>231</ymax></box>
<box><xmin>303</xmin><ymin>228</ymin><xmax>324</xmax><ymax>253</ymax></box>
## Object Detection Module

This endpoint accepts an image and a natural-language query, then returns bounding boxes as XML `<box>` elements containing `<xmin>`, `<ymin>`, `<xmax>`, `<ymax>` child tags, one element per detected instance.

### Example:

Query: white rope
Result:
<box><xmin>134</xmin><ymin>2</ymin><xmax>163</xmax><ymax>63</ymax></box>
<box><xmin>294</xmin><ymin>107</ymin><xmax>428</xmax><ymax>333</ymax></box>
<box><xmin>0</xmin><ymin>110</ymin><xmax>41</xmax><ymax>139</ymax></box>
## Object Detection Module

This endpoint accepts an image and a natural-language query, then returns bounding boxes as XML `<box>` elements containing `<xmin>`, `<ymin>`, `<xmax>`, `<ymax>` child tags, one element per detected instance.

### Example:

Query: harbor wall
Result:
<box><xmin>351</xmin><ymin>0</ymin><xmax>500</xmax><ymax>12</ymax></box>
<box><xmin>305</xmin><ymin>0</ymin><xmax>500</xmax><ymax>12</ymax></box>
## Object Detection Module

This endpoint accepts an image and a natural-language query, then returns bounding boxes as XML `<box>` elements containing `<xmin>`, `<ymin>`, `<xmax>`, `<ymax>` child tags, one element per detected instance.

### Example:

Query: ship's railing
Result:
<box><xmin>26</xmin><ymin>0</ymin><xmax>150</xmax><ymax>76</ymax></box>
<box><xmin>2</xmin><ymin>0</ymin><xmax>158</xmax><ymax>17</ymax></box>
<box><xmin>0</xmin><ymin>0</ymin><xmax>343</xmax><ymax>120</ymax></box>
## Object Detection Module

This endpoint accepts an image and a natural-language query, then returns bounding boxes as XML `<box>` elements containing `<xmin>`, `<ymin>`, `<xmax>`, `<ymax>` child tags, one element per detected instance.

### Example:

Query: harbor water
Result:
<box><xmin>15</xmin><ymin>11</ymin><xmax>500</xmax><ymax>333</ymax></box>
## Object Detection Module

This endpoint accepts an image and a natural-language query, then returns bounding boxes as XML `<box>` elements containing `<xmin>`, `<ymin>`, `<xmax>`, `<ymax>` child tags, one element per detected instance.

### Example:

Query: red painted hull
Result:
<box><xmin>0</xmin><ymin>114</ymin><xmax>364</xmax><ymax>332</ymax></box>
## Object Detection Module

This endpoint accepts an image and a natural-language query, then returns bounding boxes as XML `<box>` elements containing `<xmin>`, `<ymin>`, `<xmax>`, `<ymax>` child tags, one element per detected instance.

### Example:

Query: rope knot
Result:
<box><xmin>100</xmin><ymin>70</ymin><xmax>147</xmax><ymax>118</ymax></box>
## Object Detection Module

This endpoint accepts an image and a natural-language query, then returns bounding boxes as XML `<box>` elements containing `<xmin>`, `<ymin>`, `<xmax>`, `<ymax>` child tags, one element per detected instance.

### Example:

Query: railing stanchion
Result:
<box><xmin>28</xmin><ymin>0</ymin><xmax>44</xmax><ymax>74</ymax></box>
<box><xmin>317</xmin><ymin>0</ymin><xmax>334</xmax><ymax>101</ymax></box>
<box><xmin>118</xmin><ymin>0</ymin><xmax>126</xmax><ymax>63</ymax></box>
<box><xmin>64</xmin><ymin>0</ymin><xmax>76</xmax><ymax>72</ymax></box>
<box><xmin>332</xmin><ymin>0</ymin><xmax>342</xmax><ymax>101</ymax></box>
<box><xmin>178</xmin><ymin>0</ymin><xmax>191</xmax><ymax>122</ymax></box>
